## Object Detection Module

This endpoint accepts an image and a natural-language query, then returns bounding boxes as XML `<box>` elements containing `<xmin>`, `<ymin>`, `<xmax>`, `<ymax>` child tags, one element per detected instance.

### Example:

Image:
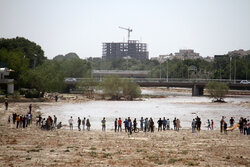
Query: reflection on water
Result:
<box><xmin>141</xmin><ymin>88</ymin><xmax>191</xmax><ymax>96</ymax></box>
<box><xmin>40</xmin><ymin>93</ymin><xmax>250</xmax><ymax>130</ymax></box>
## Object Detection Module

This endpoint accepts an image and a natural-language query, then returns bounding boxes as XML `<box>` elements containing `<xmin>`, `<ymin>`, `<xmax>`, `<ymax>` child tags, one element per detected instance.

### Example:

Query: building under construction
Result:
<box><xmin>102</xmin><ymin>40</ymin><xmax>149</xmax><ymax>61</ymax></box>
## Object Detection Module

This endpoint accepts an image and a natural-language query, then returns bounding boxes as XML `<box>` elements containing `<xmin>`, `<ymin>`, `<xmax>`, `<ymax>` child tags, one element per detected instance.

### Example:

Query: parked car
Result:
<box><xmin>65</xmin><ymin>78</ymin><xmax>77</xmax><ymax>82</ymax></box>
<box><xmin>240</xmin><ymin>80</ymin><xmax>249</xmax><ymax>84</ymax></box>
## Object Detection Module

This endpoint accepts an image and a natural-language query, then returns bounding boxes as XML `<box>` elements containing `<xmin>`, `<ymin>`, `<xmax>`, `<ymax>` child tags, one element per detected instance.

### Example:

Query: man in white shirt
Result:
<box><xmin>68</xmin><ymin>116</ymin><xmax>73</xmax><ymax>130</ymax></box>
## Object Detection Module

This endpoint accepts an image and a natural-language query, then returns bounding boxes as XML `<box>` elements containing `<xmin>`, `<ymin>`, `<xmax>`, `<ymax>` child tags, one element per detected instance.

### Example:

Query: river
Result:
<box><xmin>40</xmin><ymin>88</ymin><xmax>250</xmax><ymax>130</ymax></box>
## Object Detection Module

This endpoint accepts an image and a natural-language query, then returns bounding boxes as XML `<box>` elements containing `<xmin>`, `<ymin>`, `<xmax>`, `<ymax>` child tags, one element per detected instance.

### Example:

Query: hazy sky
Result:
<box><xmin>1</xmin><ymin>0</ymin><xmax>250</xmax><ymax>59</ymax></box>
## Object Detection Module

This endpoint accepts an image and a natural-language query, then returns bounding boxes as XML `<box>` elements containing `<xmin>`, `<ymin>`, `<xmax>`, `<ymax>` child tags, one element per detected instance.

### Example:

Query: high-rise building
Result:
<box><xmin>102</xmin><ymin>40</ymin><xmax>149</xmax><ymax>61</ymax></box>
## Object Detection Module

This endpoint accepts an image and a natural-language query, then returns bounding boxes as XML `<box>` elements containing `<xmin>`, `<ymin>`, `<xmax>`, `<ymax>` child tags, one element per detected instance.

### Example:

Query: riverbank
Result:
<box><xmin>0</xmin><ymin>102</ymin><xmax>250</xmax><ymax>167</ymax></box>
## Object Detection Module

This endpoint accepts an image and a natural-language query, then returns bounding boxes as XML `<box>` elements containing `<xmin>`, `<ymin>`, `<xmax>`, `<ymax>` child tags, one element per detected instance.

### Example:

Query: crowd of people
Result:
<box><xmin>6</xmin><ymin>103</ymin><xmax>62</xmax><ymax>131</ymax></box>
<box><xmin>72</xmin><ymin>117</ymin><xmax>91</xmax><ymax>131</ymax></box>
<box><xmin>40</xmin><ymin>115</ymin><xmax>62</xmax><ymax>130</ymax></box>
<box><xmin>9</xmin><ymin>112</ymin><xmax>33</xmax><ymax>129</ymax></box>
<box><xmin>68</xmin><ymin>116</ymin><xmax>182</xmax><ymax>135</ymax></box>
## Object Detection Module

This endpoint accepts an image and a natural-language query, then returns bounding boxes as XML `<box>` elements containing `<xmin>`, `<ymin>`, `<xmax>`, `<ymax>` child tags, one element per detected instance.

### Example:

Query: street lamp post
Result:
<box><xmin>160</xmin><ymin>61</ymin><xmax>162</xmax><ymax>80</ymax></box>
<box><xmin>229</xmin><ymin>56</ymin><xmax>232</xmax><ymax>81</ymax></box>
<box><xmin>166</xmin><ymin>58</ymin><xmax>168</xmax><ymax>82</ymax></box>
<box><xmin>234</xmin><ymin>58</ymin><xmax>236</xmax><ymax>83</ymax></box>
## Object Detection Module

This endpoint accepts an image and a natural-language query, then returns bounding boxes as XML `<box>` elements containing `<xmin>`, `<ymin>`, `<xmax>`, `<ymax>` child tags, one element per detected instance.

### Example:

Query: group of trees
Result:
<box><xmin>213</xmin><ymin>55</ymin><xmax>250</xmax><ymax>80</ymax></box>
<box><xmin>0</xmin><ymin>37</ymin><xmax>46</xmax><ymax>89</ymax></box>
<box><xmin>0</xmin><ymin>37</ymin><xmax>91</xmax><ymax>93</ymax></box>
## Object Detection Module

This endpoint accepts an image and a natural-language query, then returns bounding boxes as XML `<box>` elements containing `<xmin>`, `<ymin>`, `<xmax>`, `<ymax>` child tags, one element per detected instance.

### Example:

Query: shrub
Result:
<box><xmin>19</xmin><ymin>88</ymin><xmax>28</xmax><ymax>95</ymax></box>
<box><xmin>24</xmin><ymin>89</ymin><xmax>41</xmax><ymax>98</ymax></box>
<box><xmin>121</xmin><ymin>79</ymin><xmax>141</xmax><ymax>100</ymax></box>
<box><xmin>100</xmin><ymin>75</ymin><xmax>123</xmax><ymax>100</ymax></box>
<box><xmin>13</xmin><ymin>91</ymin><xmax>20</xmax><ymax>99</ymax></box>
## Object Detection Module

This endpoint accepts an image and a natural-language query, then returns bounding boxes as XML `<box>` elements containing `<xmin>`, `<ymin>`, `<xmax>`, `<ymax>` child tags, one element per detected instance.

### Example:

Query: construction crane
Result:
<box><xmin>119</xmin><ymin>26</ymin><xmax>132</xmax><ymax>42</ymax></box>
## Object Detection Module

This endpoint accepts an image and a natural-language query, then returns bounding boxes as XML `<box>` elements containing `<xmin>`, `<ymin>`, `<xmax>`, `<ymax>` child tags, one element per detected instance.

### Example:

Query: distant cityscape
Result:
<box><xmin>101</xmin><ymin>39</ymin><xmax>249</xmax><ymax>62</ymax></box>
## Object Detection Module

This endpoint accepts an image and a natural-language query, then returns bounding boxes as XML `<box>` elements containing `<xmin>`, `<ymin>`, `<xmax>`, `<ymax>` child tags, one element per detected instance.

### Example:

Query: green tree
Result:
<box><xmin>121</xmin><ymin>79</ymin><xmax>141</xmax><ymax>100</ymax></box>
<box><xmin>0</xmin><ymin>48</ymin><xmax>29</xmax><ymax>88</ymax></box>
<box><xmin>205</xmin><ymin>81</ymin><xmax>229</xmax><ymax>102</ymax></box>
<box><xmin>101</xmin><ymin>75</ymin><xmax>123</xmax><ymax>100</ymax></box>
<box><xmin>20</xmin><ymin>60</ymin><xmax>65</xmax><ymax>92</ymax></box>
<box><xmin>100</xmin><ymin>76</ymin><xmax>141</xmax><ymax>100</ymax></box>
<box><xmin>0</xmin><ymin>37</ymin><xmax>46</xmax><ymax>68</ymax></box>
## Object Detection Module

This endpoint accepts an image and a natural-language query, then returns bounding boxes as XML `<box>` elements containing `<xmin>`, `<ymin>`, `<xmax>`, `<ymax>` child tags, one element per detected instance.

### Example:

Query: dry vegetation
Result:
<box><xmin>0</xmin><ymin>102</ymin><xmax>249</xmax><ymax>167</ymax></box>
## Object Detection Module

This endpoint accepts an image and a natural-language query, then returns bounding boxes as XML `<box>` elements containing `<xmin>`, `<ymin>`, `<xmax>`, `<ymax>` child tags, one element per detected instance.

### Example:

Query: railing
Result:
<box><xmin>67</xmin><ymin>78</ymin><xmax>242</xmax><ymax>84</ymax></box>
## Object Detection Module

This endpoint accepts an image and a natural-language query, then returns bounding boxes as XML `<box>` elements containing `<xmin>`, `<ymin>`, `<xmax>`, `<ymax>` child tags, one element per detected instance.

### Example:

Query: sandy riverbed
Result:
<box><xmin>0</xmin><ymin>101</ymin><xmax>249</xmax><ymax>167</ymax></box>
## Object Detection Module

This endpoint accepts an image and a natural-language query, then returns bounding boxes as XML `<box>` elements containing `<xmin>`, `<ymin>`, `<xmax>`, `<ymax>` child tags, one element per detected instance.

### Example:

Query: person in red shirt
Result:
<box><xmin>118</xmin><ymin>117</ymin><xmax>122</xmax><ymax>132</ymax></box>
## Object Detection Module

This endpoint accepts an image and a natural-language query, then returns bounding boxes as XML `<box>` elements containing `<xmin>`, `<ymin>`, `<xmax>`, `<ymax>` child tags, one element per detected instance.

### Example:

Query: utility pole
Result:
<box><xmin>234</xmin><ymin>58</ymin><xmax>236</xmax><ymax>83</ymax></box>
<box><xmin>229</xmin><ymin>56</ymin><xmax>232</xmax><ymax>81</ymax></box>
<box><xmin>166</xmin><ymin>58</ymin><xmax>169</xmax><ymax>82</ymax></box>
<box><xmin>160</xmin><ymin>61</ymin><xmax>162</xmax><ymax>80</ymax></box>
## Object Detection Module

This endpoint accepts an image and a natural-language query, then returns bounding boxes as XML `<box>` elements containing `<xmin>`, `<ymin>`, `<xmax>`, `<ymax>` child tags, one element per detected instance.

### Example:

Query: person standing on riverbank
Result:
<box><xmin>78</xmin><ymin>117</ymin><xmax>81</xmax><ymax>131</ymax></box>
<box><xmin>16</xmin><ymin>115</ymin><xmax>20</xmax><ymax>128</ymax></box>
<box><xmin>86</xmin><ymin>119</ymin><xmax>91</xmax><ymax>131</ymax></box>
<box><xmin>101</xmin><ymin>117</ymin><xmax>106</xmax><ymax>131</ymax></box>
<box><xmin>82</xmin><ymin>117</ymin><xmax>86</xmax><ymax>131</ymax></box>
<box><xmin>220</xmin><ymin>116</ymin><xmax>225</xmax><ymax>133</ymax></box>
<box><xmin>4</xmin><ymin>99</ymin><xmax>8</xmax><ymax>110</ymax></box>
<box><xmin>53</xmin><ymin>115</ymin><xmax>57</xmax><ymax>127</ymax></box>
<box><xmin>196</xmin><ymin>116</ymin><xmax>201</xmax><ymax>132</ymax></box>
<box><xmin>114</xmin><ymin>118</ymin><xmax>118</xmax><ymax>132</ymax></box>
<box><xmin>128</xmin><ymin>118</ymin><xmax>132</xmax><ymax>135</ymax></box>
<box><xmin>211</xmin><ymin>120</ymin><xmax>214</xmax><ymax>130</ymax></box>
<box><xmin>224</xmin><ymin>122</ymin><xmax>228</xmax><ymax>135</ymax></box>
<box><xmin>176</xmin><ymin>119</ymin><xmax>181</xmax><ymax>131</ymax></box>
<box><xmin>140</xmin><ymin>117</ymin><xmax>143</xmax><ymax>131</ymax></box>
<box><xmin>239</xmin><ymin>117</ymin><xmax>243</xmax><ymax>133</ymax></box>
<box><xmin>118</xmin><ymin>118</ymin><xmax>122</xmax><ymax>132</ymax></box>
<box><xmin>12</xmin><ymin>113</ymin><xmax>16</xmax><ymax>124</ymax></box>
<box><xmin>207</xmin><ymin>119</ymin><xmax>211</xmax><ymax>130</ymax></box>
<box><xmin>230</xmin><ymin>117</ymin><xmax>234</xmax><ymax>128</ymax></box>
<box><xmin>133</xmin><ymin>118</ymin><xmax>137</xmax><ymax>132</ymax></box>
<box><xmin>173</xmin><ymin>118</ymin><xmax>177</xmax><ymax>131</ymax></box>
<box><xmin>22</xmin><ymin>115</ymin><xmax>26</xmax><ymax>128</ymax></box>
<box><xmin>150</xmin><ymin>118</ymin><xmax>154</xmax><ymax>133</ymax></box>
<box><xmin>157</xmin><ymin>118</ymin><xmax>162</xmax><ymax>131</ymax></box>
<box><xmin>243</xmin><ymin>118</ymin><xmax>248</xmax><ymax>135</ymax></box>
<box><xmin>68</xmin><ymin>116</ymin><xmax>73</xmax><ymax>130</ymax></box>
<box><xmin>144</xmin><ymin>118</ymin><xmax>149</xmax><ymax>132</ymax></box>
<box><xmin>192</xmin><ymin>119</ymin><xmax>196</xmax><ymax>133</ymax></box>
<box><xmin>124</xmin><ymin>118</ymin><xmax>128</xmax><ymax>132</ymax></box>
<box><xmin>29</xmin><ymin>104</ymin><xmax>32</xmax><ymax>113</ymax></box>
<box><xmin>162</xmin><ymin>117</ymin><xmax>167</xmax><ymax>131</ymax></box>
<box><xmin>166</xmin><ymin>118</ymin><xmax>170</xmax><ymax>130</ymax></box>
<box><xmin>27</xmin><ymin>112</ymin><xmax>31</xmax><ymax>126</ymax></box>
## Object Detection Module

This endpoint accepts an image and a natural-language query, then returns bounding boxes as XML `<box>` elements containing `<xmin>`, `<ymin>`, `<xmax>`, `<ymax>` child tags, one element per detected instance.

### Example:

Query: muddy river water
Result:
<box><xmin>40</xmin><ymin>89</ymin><xmax>250</xmax><ymax>130</ymax></box>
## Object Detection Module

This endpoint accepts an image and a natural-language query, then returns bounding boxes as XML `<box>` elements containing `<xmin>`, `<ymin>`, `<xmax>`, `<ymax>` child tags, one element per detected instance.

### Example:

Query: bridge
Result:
<box><xmin>65</xmin><ymin>78</ymin><xmax>250</xmax><ymax>96</ymax></box>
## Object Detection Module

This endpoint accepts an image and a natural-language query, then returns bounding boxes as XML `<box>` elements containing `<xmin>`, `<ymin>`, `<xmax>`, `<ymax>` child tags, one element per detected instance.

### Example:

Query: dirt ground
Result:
<box><xmin>0</xmin><ymin>100</ymin><xmax>250</xmax><ymax>167</ymax></box>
